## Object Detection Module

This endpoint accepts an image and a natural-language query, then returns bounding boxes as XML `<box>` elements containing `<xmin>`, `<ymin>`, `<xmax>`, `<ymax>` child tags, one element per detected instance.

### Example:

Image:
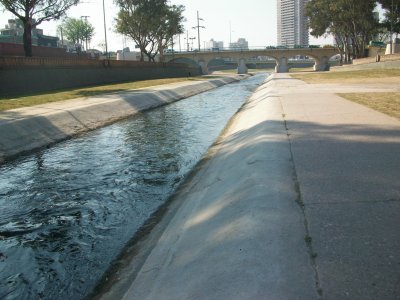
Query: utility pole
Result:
<box><xmin>390</xmin><ymin>0</ymin><xmax>394</xmax><ymax>54</ymax></box>
<box><xmin>60</xmin><ymin>27</ymin><xmax>64</xmax><ymax>46</ymax></box>
<box><xmin>102</xmin><ymin>0</ymin><xmax>108</xmax><ymax>59</ymax></box>
<box><xmin>185</xmin><ymin>30</ymin><xmax>189</xmax><ymax>51</ymax></box>
<box><xmin>192</xmin><ymin>11</ymin><xmax>205</xmax><ymax>51</ymax></box>
<box><xmin>229</xmin><ymin>21</ymin><xmax>232</xmax><ymax>45</ymax></box>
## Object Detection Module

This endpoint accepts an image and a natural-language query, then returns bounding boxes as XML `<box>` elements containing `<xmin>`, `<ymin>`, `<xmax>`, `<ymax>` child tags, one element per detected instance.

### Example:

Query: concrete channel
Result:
<box><xmin>96</xmin><ymin>73</ymin><xmax>400</xmax><ymax>299</ymax></box>
<box><xmin>0</xmin><ymin>75</ymin><xmax>247</xmax><ymax>164</ymax></box>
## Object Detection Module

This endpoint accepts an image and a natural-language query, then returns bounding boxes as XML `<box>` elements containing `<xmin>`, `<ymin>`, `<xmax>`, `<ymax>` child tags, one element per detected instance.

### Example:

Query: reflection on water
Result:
<box><xmin>0</xmin><ymin>74</ymin><xmax>267</xmax><ymax>299</ymax></box>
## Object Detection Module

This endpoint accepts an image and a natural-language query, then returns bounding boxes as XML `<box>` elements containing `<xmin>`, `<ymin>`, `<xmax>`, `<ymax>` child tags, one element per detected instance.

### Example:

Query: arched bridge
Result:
<box><xmin>164</xmin><ymin>47</ymin><xmax>340</xmax><ymax>74</ymax></box>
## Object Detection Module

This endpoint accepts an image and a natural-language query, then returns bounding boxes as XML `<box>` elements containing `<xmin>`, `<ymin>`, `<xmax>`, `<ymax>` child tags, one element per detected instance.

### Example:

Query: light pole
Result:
<box><xmin>192</xmin><ymin>11</ymin><xmax>205</xmax><ymax>51</ymax></box>
<box><xmin>102</xmin><ymin>0</ymin><xmax>108</xmax><ymax>59</ymax></box>
<box><xmin>184</xmin><ymin>30</ymin><xmax>190</xmax><ymax>51</ymax></box>
<box><xmin>229</xmin><ymin>21</ymin><xmax>232</xmax><ymax>45</ymax></box>
<box><xmin>81</xmin><ymin>16</ymin><xmax>89</xmax><ymax>51</ymax></box>
<box><xmin>189</xmin><ymin>37</ymin><xmax>196</xmax><ymax>51</ymax></box>
<box><xmin>390</xmin><ymin>0</ymin><xmax>394</xmax><ymax>54</ymax></box>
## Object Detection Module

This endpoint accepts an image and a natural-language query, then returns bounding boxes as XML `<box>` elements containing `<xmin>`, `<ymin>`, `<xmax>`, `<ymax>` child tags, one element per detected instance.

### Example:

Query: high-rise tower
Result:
<box><xmin>277</xmin><ymin>0</ymin><xmax>309</xmax><ymax>47</ymax></box>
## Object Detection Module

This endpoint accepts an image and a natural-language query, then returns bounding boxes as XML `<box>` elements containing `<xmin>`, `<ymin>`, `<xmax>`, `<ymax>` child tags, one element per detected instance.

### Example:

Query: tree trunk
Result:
<box><xmin>158</xmin><ymin>39</ymin><xmax>164</xmax><ymax>62</ymax></box>
<box><xmin>23</xmin><ymin>19</ymin><xmax>33</xmax><ymax>57</ymax></box>
<box><xmin>139</xmin><ymin>47</ymin><xmax>145</xmax><ymax>61</ymax></box>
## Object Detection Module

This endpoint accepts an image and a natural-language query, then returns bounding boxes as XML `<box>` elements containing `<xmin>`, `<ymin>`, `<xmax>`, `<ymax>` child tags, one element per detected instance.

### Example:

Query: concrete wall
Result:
<box><xmin>0</xmin><ymin>56</ymin><xmax>202</xmax><ymax>97</ymax></box>
<box><xmin>368</xmin><ymin>46</ymin><xmax>386</xmax><ymax>58</ymax></box>
<box><xmin>0</xmin><ymin>42</ymin><xmax>68</xmax><ymax>57</ymax></box>
<box><xmin>351</xmin><ymin>53</ymin><xmax>400</xmax><ymax>67</ymax></box>
<box><xmin>385</xmin><ymin>43</ymin><xmax>400</xmax><ymax>55</ymax></box>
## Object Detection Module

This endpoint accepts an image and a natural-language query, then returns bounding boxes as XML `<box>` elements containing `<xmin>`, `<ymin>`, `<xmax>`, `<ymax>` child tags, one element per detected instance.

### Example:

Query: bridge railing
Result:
<box><xmin>164</xmin><ymin>44</ymin><xmax>338</xmax><ymax>54</ymax></box>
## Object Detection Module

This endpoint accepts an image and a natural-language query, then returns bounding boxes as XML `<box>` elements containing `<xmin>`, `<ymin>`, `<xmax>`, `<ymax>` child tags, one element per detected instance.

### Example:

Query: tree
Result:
<box><xmin>154</xmin><ymin>4</ymin><xmax>185</xmax><ymax>62</ymax></box>
<box><xmin>0</xmin><ymin>0</ymin><xmax>80</xmax><ymax>57</ymax></box>
<box><xmin>306</xmin><ymin>0</ymin><xmax>379</xmax><ymax>61</ymax></box>
<box><xmin>115</xmin><ymin>0</ymin><xmax>185</xmax><ymax>62</ymax></box>
<box><xmin>59</xmin><ymin>17</ymin><xmax>95</xmax><ymax>51</ymax></box>
<box><xmin>379</xmin><ymin>0</ymin><xmax>400</xmax><ymax>40</ymax></box>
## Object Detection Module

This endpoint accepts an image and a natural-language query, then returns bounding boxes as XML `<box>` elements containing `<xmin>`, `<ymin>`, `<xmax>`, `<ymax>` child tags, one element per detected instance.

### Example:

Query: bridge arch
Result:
<box><xmin>207</xmin><ymin>58</ymin><xmax>237</xmax><ymax>72</ymax></box>
<box><xmin>167</xmin><ymin>57</ymin><xmax>199</xmax><ymax>67</ymax></box>
<box><xmin>288</xmin><ymin>50</ymin><xmax>339</xmax><ymax>71</ymax></box>
<box><xmin>166</xmin><ymin>57</ymin><xmax>205</xmax><ymax>74</ymax></box>
<box><xmin>164</xmin><ymin>47</ymin><xmax>340</xmax><ymax>74</ymax></box>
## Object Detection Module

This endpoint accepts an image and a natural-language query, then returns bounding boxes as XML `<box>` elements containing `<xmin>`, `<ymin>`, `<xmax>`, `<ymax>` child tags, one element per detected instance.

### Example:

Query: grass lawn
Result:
<box><xmin>290</xmin><ymin>68</ymin><xmax>400</xmax><ymax>84</ymax></box>
<box><xmin>290</xmin><ymin>68</ymin><xmax>400</xmax><ymax>120</ymax></box>
<box><xmin>214</xmin><ymin>68</ymin><xmax>273</xmax><ymax>74</ymax></box>
<box><xmin>339</xmin><ymin>92</ymin><xmax>400</xmax><ymax>120</ymax></box>
<box><xmin>289</xmin><ymin>67</ymin><xmax>314</xmax><ymax>73</ymax></box>
<box><xmin>0</xmin><ymin>77</ymin><xmax>212</xmax><ymax>112</ymax></box>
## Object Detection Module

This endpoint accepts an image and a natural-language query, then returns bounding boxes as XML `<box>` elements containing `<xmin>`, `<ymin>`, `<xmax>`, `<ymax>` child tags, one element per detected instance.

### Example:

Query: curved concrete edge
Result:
<box><xmin>94</xmin><ymin>73</ymin><xmax>317</xmax><ymax>300</ymax></box>
<box><xmin>0</xmin><ymin>75</ymin><xmax>248</xmax><ymax>164</ymax></box>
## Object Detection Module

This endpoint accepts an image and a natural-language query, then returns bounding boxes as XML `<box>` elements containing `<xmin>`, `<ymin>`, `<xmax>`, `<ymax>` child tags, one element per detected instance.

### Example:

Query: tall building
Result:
<box><xmin>277</xmin><ymin>0</ymin><xmax>309</xmax><ymax>47</ymax></box>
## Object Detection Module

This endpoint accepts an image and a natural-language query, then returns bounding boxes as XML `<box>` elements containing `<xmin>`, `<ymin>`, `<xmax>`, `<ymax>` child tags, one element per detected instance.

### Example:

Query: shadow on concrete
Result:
<box><xmin>91</xmin><ymin>117</ymin><xmax>400</xmax><ymax>299</ymax></box>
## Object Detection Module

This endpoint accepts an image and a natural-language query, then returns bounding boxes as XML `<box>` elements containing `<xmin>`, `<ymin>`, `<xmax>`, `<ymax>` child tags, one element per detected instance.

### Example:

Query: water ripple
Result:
<box><xmin>0</xmin><ymin>73</ymin><xmax>267</xmax><ymax>299</ymax></box>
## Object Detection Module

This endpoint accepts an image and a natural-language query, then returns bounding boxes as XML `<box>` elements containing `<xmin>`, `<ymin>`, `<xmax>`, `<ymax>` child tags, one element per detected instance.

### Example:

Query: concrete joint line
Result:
<box><xmin>278</xmin><ymin>96</ymin><xmax>323</xmax><ymax>300</ymax></box>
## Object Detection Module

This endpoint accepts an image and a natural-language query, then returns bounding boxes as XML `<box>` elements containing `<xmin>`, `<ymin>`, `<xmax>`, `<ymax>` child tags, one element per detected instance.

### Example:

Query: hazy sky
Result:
<box><xmin>1</xmin><ymin>0</ymin><xmax>332</xmax><ymax>51</ymax></box>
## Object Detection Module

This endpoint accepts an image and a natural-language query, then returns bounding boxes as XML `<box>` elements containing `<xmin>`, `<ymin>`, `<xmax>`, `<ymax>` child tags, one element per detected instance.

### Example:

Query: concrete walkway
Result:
<box><xmin>105</xmin><ymin>73</ymin><xmax>400</xmax><ymax>299</ymax></box>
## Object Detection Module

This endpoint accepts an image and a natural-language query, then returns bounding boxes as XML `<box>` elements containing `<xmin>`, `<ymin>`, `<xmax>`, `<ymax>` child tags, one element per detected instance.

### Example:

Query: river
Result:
<box><xmin>0</xmin><ymin>73</ymin><xmax>267</xmax><ymax>299</ymax></box>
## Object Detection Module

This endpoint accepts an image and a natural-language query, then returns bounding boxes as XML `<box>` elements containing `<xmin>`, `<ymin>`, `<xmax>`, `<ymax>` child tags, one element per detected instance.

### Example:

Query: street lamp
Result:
<box><xmin>192</xmin><ymin>11</ymin><xmax>205</xmax><ymax>51</ymax></box>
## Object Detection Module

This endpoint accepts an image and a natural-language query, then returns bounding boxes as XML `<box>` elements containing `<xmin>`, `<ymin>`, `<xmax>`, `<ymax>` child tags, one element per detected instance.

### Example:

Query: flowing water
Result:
<box><xmin>0</xmin><ymin>73</ymin><xmax>267</xmax><ymax>300</ymax></box>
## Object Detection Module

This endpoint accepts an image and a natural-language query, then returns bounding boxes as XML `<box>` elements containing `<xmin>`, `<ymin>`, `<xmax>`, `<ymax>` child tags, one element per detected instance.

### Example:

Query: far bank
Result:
<box><xmin>0</xmin><ymin>74</ymin><xmax>248</xmax><ymax>164</ymax></box>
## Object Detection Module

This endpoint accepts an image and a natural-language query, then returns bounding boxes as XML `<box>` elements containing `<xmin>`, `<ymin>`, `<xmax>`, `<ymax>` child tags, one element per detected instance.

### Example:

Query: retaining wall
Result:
<box><xmin>0</xmin><ymin>56</ymin><xmax>202</xmax><ymax>96</ymax></box>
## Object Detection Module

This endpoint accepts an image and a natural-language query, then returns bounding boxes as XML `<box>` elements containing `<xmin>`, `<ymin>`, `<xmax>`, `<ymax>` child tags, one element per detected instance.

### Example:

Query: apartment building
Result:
<box><xmin>229</xmin><ymin>38</ymin><xmax>249</xmax><ymax>50</ymax></box>
<box><xmin>277</xmin><ymin>0</ymin><xmax>309</xmax><ymax>47</ymax></box>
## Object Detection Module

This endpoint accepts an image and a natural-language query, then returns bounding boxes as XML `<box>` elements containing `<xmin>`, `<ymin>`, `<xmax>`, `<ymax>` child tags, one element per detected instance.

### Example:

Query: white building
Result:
<box><xmin>206</xmin><ymin>39</ymin><xmax>224</xmax><ymax>50</ymax></box>
<box><xmin>116</xmin><ymin>47</ymin><xmax>160</xmax><ymax>62</ymax></box>
<box><xmin>277</xmin><ymin>0</ymin><xmax>309</xmax><ymax>47</ymax></box>
<box><xmin>229</xmin><ymin>38</ymin><xmax>249</xmax><ymax>50</ymax></box>
<box><xmin>116</xmin><ymin>48</ymin><xmax>142</xmax><ymax>61</ymax></box>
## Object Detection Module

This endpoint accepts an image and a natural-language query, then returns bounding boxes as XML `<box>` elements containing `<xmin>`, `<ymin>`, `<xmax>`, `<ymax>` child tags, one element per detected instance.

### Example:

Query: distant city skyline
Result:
<box><xmin>1</xmin><ymin>0</ymin><xmax>333</xmax><ymax>52</ymax></box>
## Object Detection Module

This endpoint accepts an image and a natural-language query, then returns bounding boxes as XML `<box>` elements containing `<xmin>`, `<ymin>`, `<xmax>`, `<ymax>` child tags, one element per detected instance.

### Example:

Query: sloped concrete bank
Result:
<box><xmin>95</xmin><ymin>72</ymin><xmax>400</xmax><ymax>299</ymax></box>
<box><xmin>93</xmin><ymin>73</ymin><xmax>317</xmax><ymax>299</ymax></box>
<box><xmin>0</xmin><ymin>75</ymin><xmax>247</xmax><ymax>164</ymax></box>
